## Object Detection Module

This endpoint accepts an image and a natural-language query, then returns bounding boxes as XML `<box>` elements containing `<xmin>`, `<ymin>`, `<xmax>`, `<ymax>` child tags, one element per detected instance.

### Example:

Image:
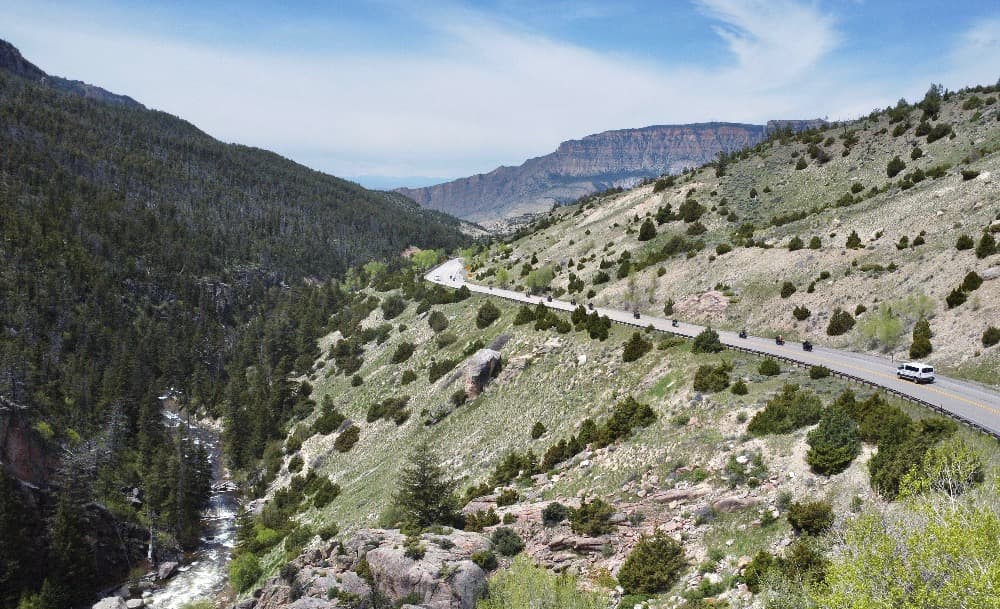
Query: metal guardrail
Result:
<box><xmin>426</xmin><ymin>268</ymin><xmax>1000</xmax><ymax>442</ymax></box>
<box><xmin>724</xmin><ymin>344</ymin><xmax>1000</xmax><ymax>441</ymax></box>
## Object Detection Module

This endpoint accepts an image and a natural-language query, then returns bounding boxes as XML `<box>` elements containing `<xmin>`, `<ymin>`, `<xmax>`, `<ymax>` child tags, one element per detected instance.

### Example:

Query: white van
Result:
<box><xmin>896</xmin><ymin>362</ymin><xmax>935</xmax><ymax>384</ymax></box>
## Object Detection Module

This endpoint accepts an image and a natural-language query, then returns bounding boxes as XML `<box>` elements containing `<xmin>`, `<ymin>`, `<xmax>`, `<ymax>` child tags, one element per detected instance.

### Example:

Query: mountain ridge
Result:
<box><xmin>0</xmin><ymin>38</ymin><xmax>145</xmax><ymax>108</ymax></box>
<box><xmin>0</xmin><ymin>40</ymin><xmax>471</xmax><ymax>606</ymax></box>
<box><xmin>396</xmin><ymin>119</ymin><xmax>825</xmax><ymax>224</ymax></box>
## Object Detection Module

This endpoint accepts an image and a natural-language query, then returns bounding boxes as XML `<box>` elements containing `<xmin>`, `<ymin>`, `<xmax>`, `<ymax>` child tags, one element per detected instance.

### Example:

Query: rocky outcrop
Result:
<box><xmin>397</xmin><ymin>121</ymin><xmax>823</xmax><ymax>223</ymax></box>
<box><xmin>427</xmin><ymin>348</ymin><xmax>503</xmax><ymax>424</ymax></box>
<box><xmin>765</xmin><ymin>119</ymin><xmax>827</xmax><ymax>134</ymax></box>
<box><xmin>2</xmin><ymin>399</ymin><xmax>149</xmax><ymax>596</ymax></box>
<box><xmin>156</xmin><ymin>561</ymin><xmax>179</xmax><ymax>581</ymax></box>
<box><xmin>0</xmin><ymin>398</ymin><xmax>59</xmax><ymax>486</ymax></box>
<box><xmin>248</xmin><ymin>529</ymin><xmax>490</xmax><ymax>609</ymax></box>
<box><xmin>462</xmin><ymin>349</ymin><xmax>501</xmax><ymax>398</ymax></box>
<box><xmin>93</xmin><ymin>597</ymin><xmax>128</xmax><ymax>609</ymax></box>
<box><xmin>712</xmin><ymin>496</ymin><xmax>759</xmax><ymax>513</ymax></box>
<box><xmin>0</xmin><ymin>39</ymin><xmax>46</xmax><ymax>80</ymax></box>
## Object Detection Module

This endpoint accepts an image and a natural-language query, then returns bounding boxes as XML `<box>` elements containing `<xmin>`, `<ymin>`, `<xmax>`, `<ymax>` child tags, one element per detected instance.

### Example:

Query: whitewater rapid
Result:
<box><xmin>151</xmin><ymin>412</ymin><xmax>238</xmax><ymax>608</ymax></box>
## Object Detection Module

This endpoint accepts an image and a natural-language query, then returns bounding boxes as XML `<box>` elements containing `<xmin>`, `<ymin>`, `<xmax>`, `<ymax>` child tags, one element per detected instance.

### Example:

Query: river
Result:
<box><xmin>150</xmin><ymin>411</ymin><xmax>238</xmax><ymax>608</ymax></box>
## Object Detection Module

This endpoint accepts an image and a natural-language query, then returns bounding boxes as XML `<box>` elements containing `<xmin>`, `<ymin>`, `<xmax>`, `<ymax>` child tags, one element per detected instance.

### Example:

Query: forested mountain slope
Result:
<box><xmin>0</xmin><ymin>40</ymin><xmax>469</xmax><ymax>608</ymax></box>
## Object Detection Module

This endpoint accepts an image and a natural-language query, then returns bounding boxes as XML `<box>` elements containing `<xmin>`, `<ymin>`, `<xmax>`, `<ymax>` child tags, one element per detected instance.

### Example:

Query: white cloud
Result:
<box><xmin>4</xmin><ymin>2</ymin><xmax>994</xmax><ymax>181</ymax></box>
<box><xmin>695</xmin><ymin>0</ymin><xmax>839</xmax><ymax>86</ymax></box>
<box><xmin>945</xmin><ymin>18</ymin><xmax>1000</xmax><ymax>89</ymax></box>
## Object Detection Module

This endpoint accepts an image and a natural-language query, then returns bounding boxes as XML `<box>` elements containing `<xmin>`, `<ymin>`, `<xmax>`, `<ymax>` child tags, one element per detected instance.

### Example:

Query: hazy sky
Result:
<box><xmin>3</xmin><ymin>1</ymin><xmax>999</xmax><ymax>187</ymax></box>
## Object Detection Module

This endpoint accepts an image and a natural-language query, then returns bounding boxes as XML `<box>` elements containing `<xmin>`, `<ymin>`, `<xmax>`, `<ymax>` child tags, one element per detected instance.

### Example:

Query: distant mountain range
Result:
<box><xmin>396</xmin><ymin>120</ymin><xmax>825</xmax><ymax>224</ymax></box>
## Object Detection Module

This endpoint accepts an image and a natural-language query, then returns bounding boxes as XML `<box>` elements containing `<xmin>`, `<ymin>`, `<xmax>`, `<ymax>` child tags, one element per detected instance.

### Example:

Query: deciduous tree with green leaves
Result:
<box><xmin>811</xmin><ymin>494</ymin><xmax>1000</xmax><ymax>609</ymax></box>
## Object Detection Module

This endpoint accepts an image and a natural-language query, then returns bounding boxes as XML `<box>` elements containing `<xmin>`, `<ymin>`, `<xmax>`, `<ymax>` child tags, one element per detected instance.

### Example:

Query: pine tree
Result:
<box><xmin>235</xmin><ymin>507</ymin><xmax>256</xmax><ymax>555</ymax></box>
<box><xmin>0</xmin><ymin>472</ymin><xmax>31</xmax><ymax>608</ymax></box>
<box><xmin>638</xmin><ymin>218</ymin><xmax>657</xmax><ymax>241</ymax></box>
<box><xmin>976</xmin><ymin>232</ymin><xmax>997</xmax><ymax>259</ymax></box>
<box><xmin>622</xmin><ymin>332</ymin><xmax>652</xmax><ymax>362</ymax></box>
<box><xmin>909</xmin><ymin>318</ymin><xmax>933</xmax><ymax>359</ymax></box>
<box><xmin>919</xmin><ymin>83</ymin><xmax>943</xmax><ymax>119</ymax></box>
<box><xmin>827</xmin><ymin>308</ymin><xmax>856</xmax><ymax>335</ymax></box>
<box><xmin>476</xmin><ymin>301</ymin><xmax>501</xmax><ymax>328</ymax></box>
<box><xmin>618</xmin><ymin>532</ymin><xmax>687</xmax><ymax>594</ymax></box>
<box><xmin>806</xmin><ymin>407</ymin><xmax>862</xmax><ymax>475</ymax></box>
<box><xmin>886</xmin><ymin>156</ymin><xmax>906</xmax><ymax>178</ymax></box>
<box><xmin>586</xmin><ymin>313</ymin><xmax>610</xmax><ymax>341</ymax></box>
<box><xmin>393</xmin><ymin>442</ymin><xmax>461</xmax><ymax>529</ymax></box>
<box><xmin>692</xmin><ymin>327</ymin><xmax>724</xmax><ymax>353</ymax></box>
<box><xmin>46</xmin><ymin>492</ymin><xmax>95</xmax><ymax>607</ymax></box>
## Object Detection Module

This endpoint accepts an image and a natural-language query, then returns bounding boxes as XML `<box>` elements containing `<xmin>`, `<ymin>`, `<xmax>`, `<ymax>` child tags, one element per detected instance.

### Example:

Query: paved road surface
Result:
<box><xmin>426</xmin><ymin>258</ymin><xmax>1000</xmax><ymax>439</ymax></box>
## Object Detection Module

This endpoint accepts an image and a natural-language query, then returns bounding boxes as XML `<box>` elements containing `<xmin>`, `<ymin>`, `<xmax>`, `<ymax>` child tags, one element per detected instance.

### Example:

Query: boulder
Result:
<box><xmin>712</xmin><ymin>497</ymin><xmax>758</xmax><ymax>513</ymax></box>
<box><xmin>156</xmin><ymin>561</ymin><xmax>179</xmax><ymax>581</ymax></box>
<box><xmin>332</xmin><ymin>570</ymin><xmax>372</xmax><ymax>601</ymax></box>
<box><xmin>649</xmin><ymin>485</ymin><xmax>709</xmax><ymax>505</ymax></box>
<box><xmin>93</xmin><ymin>598</ymin><xmax>127</xmax><ymax>609</ymax></box>
<box><xmin>548</xmin><ymin>536</ymin><xmax>571</xmax><ymax>551</ymax></box>
<box><xmin>463</xmin><ymin>349</ymin><xmax>502</xmax><ymax>398</ymax></box>
<box><xmin>546</xmin><ymin>534</ymin><xmax>607</xmax><ymax>553</ymax></box>
<box><xmin>287</xmin><ymin>599</ymin><xmax>335</xmax><ymax>609</ymax></box>
<box><xmin>366</xmin><ymin>538</ymin><xmax>488</xmax><ymax>609</ymax></box>
<box><xmin>125</xmin><ymin>600</ymin><xmax>144</xmax><ymax>609</ymax></box>
<box><xmin>255</xmin><ymin>581</ymin><xmax>291</xmax><ymax>609</ymax></box>
<box><xmin>569</xmin><ymin>536</ymin><xmax>607</xmax><ymax>553</ymax></box>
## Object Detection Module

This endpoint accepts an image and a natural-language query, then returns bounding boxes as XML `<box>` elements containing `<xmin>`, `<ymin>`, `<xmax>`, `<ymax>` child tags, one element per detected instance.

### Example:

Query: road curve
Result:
<box><xmin>426</xmin><ymin>258</ymin><xmax>1000</xmax><ymax>439</ymax></box>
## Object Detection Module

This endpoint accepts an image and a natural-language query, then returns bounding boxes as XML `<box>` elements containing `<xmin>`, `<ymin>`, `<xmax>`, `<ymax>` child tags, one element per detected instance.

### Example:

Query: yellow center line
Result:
<box><xmin>806</xmin><ymin>352</ymin><xmax>1000</xmax><ymax>416</ymax></box>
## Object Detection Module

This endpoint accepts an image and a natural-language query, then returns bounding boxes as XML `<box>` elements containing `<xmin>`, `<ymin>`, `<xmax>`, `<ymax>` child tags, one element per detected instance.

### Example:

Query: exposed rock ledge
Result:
<box><xmin>238</xmin><ymin>529</ymin><xmax>491</xmax><ymax>609</ymax></box>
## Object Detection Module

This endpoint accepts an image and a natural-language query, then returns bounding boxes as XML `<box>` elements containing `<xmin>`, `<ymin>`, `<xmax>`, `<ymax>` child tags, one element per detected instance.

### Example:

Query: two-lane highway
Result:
<box><xmin>426</xmin><ymin>258</ymin><xmax>1000</xmax><ymax>439</ymax></box>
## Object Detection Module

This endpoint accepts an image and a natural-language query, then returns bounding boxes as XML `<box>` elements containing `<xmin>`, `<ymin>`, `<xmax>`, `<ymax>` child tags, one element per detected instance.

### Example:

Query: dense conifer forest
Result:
<box><xmin>0</xmin><ymin>64</ymin><xmax>469</xmax><ymax>607</ymax></box>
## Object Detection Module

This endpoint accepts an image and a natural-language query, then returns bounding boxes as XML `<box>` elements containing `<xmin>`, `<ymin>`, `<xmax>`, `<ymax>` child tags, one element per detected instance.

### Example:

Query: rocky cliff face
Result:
<box><xmin>0</xmin><ymin>397</ymin><xmax>58</xmax><ymax>486</ymax></box>
<box><xmin>0</xmin><ymin>38</ymin><xmax>144</xmax><ymax>109</ymax></box>
<box><xmin>397</xmin><ymin>121</ymin><xmax>823</xmax><ymax>224</ymax></box>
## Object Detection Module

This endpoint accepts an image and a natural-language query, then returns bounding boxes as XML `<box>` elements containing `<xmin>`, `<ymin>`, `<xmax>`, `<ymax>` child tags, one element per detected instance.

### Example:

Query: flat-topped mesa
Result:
<box><xmin>397</xmin><ymin>120</ymin><xmax>826</xmax><ymax>224</ymax></box>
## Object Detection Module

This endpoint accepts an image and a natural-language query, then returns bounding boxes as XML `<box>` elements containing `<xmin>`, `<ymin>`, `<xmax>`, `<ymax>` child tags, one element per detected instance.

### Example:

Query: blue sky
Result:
<box><xmin>3</xmin><ymin>1</ymin><xmax>999</xmax><ymax>188</ymax></box>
